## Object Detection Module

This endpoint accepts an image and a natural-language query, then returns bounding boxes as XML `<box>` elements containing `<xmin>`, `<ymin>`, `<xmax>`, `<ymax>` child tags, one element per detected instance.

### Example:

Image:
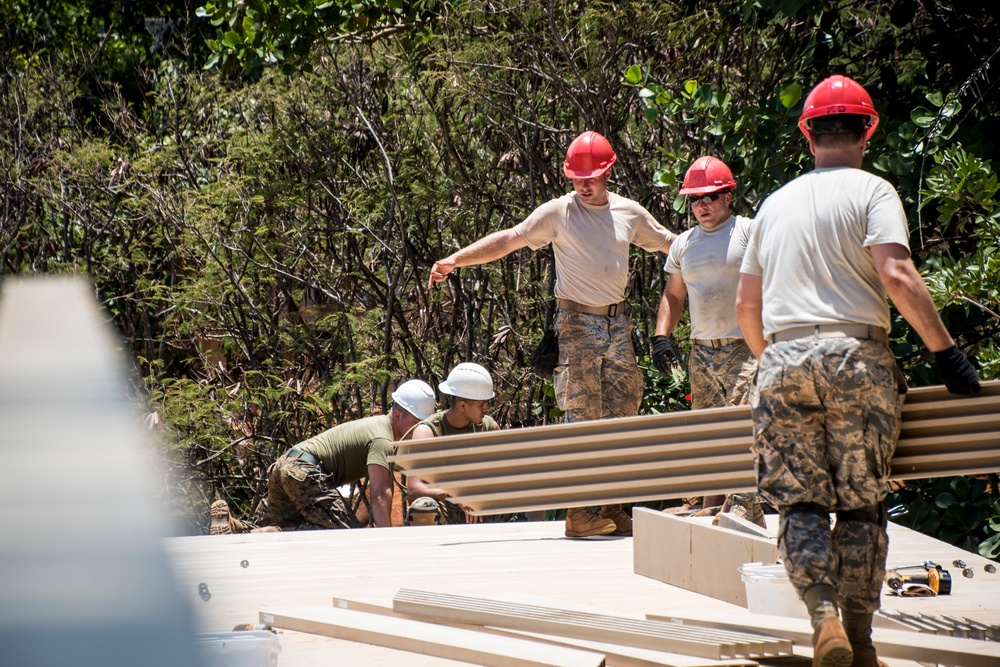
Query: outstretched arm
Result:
<box><xmin>428</xmin><ymin>229</ymin><xmax>529</xmax><ymax>288</ymax></box>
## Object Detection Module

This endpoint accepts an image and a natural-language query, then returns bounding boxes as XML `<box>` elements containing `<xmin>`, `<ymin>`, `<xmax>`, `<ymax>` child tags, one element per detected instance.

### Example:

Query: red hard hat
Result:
<box><xmin>563</xmin><ymin>131</ymin><xmax>617</xmax><ymax>179</ymax></box>
<box><xmin>678</xmin><ymin>156</ymin><xmax>736</xmax><ymax>195</ymax></box>
<box><xmin>798</xmin><ymin>75</ymin><xmax>879</xmax><ymax>140</ymax></box>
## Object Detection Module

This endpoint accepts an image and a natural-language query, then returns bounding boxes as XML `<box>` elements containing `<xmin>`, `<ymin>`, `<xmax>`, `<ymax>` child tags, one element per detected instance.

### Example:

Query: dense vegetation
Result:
<box><xmin>2</xmin><ymin>0</ymin><xmax>998</xmax><ymax>551</ymax></box>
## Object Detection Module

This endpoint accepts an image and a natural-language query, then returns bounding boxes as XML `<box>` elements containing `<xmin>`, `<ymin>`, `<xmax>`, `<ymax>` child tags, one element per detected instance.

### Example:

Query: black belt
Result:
<box><xmin>692</xmin><ymin>337</ymin><xmax>742</xmax><ymax>349</ymax></box>
<box><xmin>284</xmin><ymin>448</ymin><xmax>321</xmax><ymax>467</ymax></box>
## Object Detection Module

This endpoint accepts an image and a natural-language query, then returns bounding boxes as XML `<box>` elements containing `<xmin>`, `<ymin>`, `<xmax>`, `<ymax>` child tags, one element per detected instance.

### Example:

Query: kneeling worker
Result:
<box><xmin>211</xmin><ymin>379</ymin><xmax>436</xmax><ymax>533</ymax></box>
<box><xmin>406</xmin><ymin>363</ymin><xmax>499</xmax><ymax>525</ymax></box>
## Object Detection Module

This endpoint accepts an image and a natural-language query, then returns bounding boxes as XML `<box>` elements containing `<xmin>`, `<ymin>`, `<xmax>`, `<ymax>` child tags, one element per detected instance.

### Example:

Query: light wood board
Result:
<box><xmin>332</xmin><ymin>596</ymin><xmax>760</xmax><ymax>667</ymax></box>
<box><xmin>261</xmin><ymin>606</ymin><xmax>606</xmax><ymax>667</ymax></box>
<box><xmin>392</xmin><ymin>589</ymin><xmax>793</xmax><ymax>660</ymax></box>
<box><xmin>650</xmin><ymin>610</ymin><xmax>1000</xmax><ymax>667</ymax></box>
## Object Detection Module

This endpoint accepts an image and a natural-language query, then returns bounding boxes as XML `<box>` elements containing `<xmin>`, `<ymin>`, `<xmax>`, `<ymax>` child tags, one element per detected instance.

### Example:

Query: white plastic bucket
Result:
<box><xmin>739</xmin><ymin>562</ymin><xmax>808</xmax><ymax>619</ymax></box>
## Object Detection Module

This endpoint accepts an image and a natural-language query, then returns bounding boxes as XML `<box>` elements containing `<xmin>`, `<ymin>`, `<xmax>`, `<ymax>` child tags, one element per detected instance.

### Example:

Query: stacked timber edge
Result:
<box><xmin>390</xmin><ymin>382</ymin><xmax>1000</xmax><ymax>514</ymax></box>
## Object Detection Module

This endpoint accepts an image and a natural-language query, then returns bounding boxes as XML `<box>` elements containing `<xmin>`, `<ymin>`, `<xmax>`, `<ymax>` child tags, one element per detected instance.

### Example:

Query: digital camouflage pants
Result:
<box><xmin>553</xmin><ymin>309</ymin><xmax>642</xmax><ymax>423</ymax></box>
<box><xmin>689</xmin><ymin>340</ymin><xmax>757</xmax><ymax>410</ymax></box>
<box><xmin>258</xmin><ymin>456</ymin><xmax>361</xmax><ymax>530</ymax></box>
<box><xmin>690</xmin><ymin>339</ymin><xmax>761</xmax><ymax>510</ymax></box>
<box><xmin>751</xmin><ymin>337</ymin><xmax>905</xmax><ymax>613</ymax></box>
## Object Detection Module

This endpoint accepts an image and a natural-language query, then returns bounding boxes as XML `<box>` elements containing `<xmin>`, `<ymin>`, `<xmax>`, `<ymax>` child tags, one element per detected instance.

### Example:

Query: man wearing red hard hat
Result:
<box><xmin>651</xmin><ymin>155</ymin><xmax>763</xmax><ymax>526</ymax></box>
<box><xmin>737</xmin><ymin>75</ymin><xmax>980</xmax><ymax>667</ymax></box>
<box><xmin>428</xmin><ymin>131</ymin><xmax>676</xmax><ymax>538</ymax></box>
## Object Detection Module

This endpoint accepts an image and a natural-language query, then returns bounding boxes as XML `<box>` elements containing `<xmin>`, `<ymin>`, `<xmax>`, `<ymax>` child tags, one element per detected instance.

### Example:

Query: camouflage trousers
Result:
<box><xmin>689</xmin><ymin>339</ymin><xmax>757</xmax><ymax>410</ymax></box>
<box><xmin>553</xmin><ymin>309</ymin><xmax>642</xmax><ymax>423</ymax></box>
<box><xmin>257</xmin><ymin>456</ymin><xmax>361</xmax><ymax>530</ymax></box>
<box><xmin>690</xmin><ymin>340</ymin><xmax>759</xmax><ymax>509</ymax></box>
<box><xmin>751</xmin><ymin>337</ymin><xmax>904</xmax><ymax>612</ymax></box>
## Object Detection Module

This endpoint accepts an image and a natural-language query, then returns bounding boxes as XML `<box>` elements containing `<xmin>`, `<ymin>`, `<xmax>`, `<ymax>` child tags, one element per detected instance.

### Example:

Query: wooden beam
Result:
<box><xmin>392</xmin><ymin>589</ymin><xmax>793</xmax><ymax>660</ymax></box>
<box><xmin>260</xmin><ymin>606</ymin><xmax>606</xmax><ymax>667</ymax></box>
<box><xmin>649</xmin><ymin>610</ymin><xmax>1000</xmax><ymax>667</ymax></box>
<box><xmin>632</xmin><ymin>509</ymin><xmax>779</xmax><ymax>607</ymax></box>
<box><xmin>390</xmin><ymin>382</ymin><xmax>1000</xmax><ymax>515</ymax></box>
<box><xmin>332</xmin><ymin>596</ymin><xmax>760</xmax><ymax>667</ymax></box>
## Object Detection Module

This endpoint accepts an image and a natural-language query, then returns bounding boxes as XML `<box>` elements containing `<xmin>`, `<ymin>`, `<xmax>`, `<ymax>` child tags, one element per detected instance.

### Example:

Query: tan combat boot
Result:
<box><xmin>598</xmin><ymin>505</ymin><xmax>633</xmax><ymax>536</ymax></box>
<box><xmin>728</xmin><ymin>493</ymin><xmax>767</xmax><ymax>528</ymax></box>
<box><xmin>210</xmin><ymin>500</ymin><xmax>234</xmax><ymax>535</ymax></box>
<box><xmin>812</xmin><ymin>616</ymin><xmax>853</xmax><ymax>667</ymax></box>
<box><xmin>564</xmin><ymin>507</ymin><xmax>616</xmax><ymax>538</ymax></box>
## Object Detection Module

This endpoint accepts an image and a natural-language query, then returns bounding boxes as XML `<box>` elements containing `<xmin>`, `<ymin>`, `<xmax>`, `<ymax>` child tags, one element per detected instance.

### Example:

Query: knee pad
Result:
<box><xmin>836</xmin><ymin>503</ymin><xmax>886</xmax><ymax>528</ymax></box>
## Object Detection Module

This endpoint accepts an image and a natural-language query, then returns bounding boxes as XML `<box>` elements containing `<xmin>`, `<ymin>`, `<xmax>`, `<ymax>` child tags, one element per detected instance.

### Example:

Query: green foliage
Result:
<box><xmin>196</xmin><ymin>0</ymin><xmax>444</xmax><ymax>74</ymax></box>
<box><xmin>888</xmin><ymin>477</ymin><xmax>1000</xmax><ymax>556</ymax></box>
<box><xmin>4</xmin><ymin>0</ymin><xmax>1000</xmax><ymax>535</ymax></box>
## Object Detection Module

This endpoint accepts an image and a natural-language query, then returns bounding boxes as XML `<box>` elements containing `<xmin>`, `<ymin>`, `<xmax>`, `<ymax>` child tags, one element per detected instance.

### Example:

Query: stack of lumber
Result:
<box><xmin>390</xmin><ymin>382</ymin><xmax>1000</xmax><ymax>515</ymax></box>
<box><xmin>261</xmin><ymin>590</ymin><xmax>794</xmax><ymax>667</ymax></box>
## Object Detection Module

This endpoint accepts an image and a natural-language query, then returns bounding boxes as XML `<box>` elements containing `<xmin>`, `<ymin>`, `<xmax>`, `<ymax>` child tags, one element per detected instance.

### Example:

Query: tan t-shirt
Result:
<box><xmin>665</xmin><ymin>215</ymin><xmax>754</xmax><ymax>340</ymax></box>
<box><xmin>514</xmin><ymin>192</ymin><xmax>673</xmax><ymax>306</ymax></box>
<box><xmin>740</xmin><ymin>167</ymin><xmax>910</xmax><ymax>336</ymax></box>
<box><xmin>295</xmin><ymin>414</ymin><xmax>395</xmax><ymax>485</ymax></box>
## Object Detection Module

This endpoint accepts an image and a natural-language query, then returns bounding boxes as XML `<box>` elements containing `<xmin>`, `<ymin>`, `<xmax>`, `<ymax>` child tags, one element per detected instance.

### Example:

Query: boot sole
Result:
<box><xmin>564</xmin><ymin>524</ymin><xmax>617</xmax><ymax>538</ymax></box>
<box><xmin>210</xmin><ymin>501</ymin><xmax>233</xmax><ymax>535</ymax></box>
<box><xmin>815</xmin><ymin>639</ymin><xmax>852</xmax><ymax>667</ymax></box>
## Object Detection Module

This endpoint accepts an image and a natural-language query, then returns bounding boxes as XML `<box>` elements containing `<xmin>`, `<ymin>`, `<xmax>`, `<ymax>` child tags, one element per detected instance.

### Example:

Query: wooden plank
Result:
<box><xmin>332</xmin><ymin>596</ymin><xmax>760</xmax><ymax>667</ymax></box>
<box><xmin>389</xmin><ymin>382</ymin><xmax>1000</xmax><ymax>515</ymax></box>
<box><xmin>392</xmin><ymin>589</ymin><xmax>793</xmax><ymax>660</ymax></box>
<box><xmin>632</xmin><ymin>509</ymin><xmax>779</xmax><ymax>607</ymax></box>
<box><xmin>649</xmin><ymin>610</ymin><xmax>1000</xmax><ymax>667</ymax></box>
<box><xmin>260</xmin><ymin>606</ymin><xmax>606</xmax><ymax>667</ymax></box>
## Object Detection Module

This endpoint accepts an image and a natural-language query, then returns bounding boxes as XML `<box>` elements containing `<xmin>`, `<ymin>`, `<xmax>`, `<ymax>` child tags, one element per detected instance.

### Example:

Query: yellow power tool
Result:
<box><xmin>884</xmin><ymin>561</ymin><xmax>952</xmax><ymax>596</ymax></box>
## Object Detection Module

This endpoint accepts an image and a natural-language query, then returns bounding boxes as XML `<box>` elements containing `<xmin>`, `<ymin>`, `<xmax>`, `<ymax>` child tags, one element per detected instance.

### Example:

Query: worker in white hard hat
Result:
<box><xmin>405</xmin><ymin>363</ymin><xmax>500</xmax><ymax>525</ymax></box>
<box><xmin>213</xmin><ymin>379</ymin><xmax>436</xmax><ymax>534</ymax></box>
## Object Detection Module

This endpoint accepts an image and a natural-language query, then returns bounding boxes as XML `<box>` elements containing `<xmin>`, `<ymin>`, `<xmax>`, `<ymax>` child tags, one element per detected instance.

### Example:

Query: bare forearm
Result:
<box><xmin>736</xmin><ymin>274</ymin><xmax>766</xmax><ymax>358</ymax></box>
<box><xmin>371</xmin><ymin>491</ymin><xmax>393</xmax><ymax>527</ymax></box>
<box><xmin>655</xmin><ymin>292</ymin><xmax>684</xmax><ymax>336</ymax></box>
<box><xmin>407</xmin><ymin>476</ymin><xmax>449</xmax><ymax>501</ymax></box>
<box><xmin>884</xmin><ymin>270</ymin><xmax>954</xmax><ymax>352</ymax></box>
<box><xmin>873</xmin><ymin>245</ymin><xmax>955</xmax><ymax>352</ymax></box>
<box><xmin>428</xmin><ymin>229</ymin><xmax>528</xmax><ymax>287</ymax></box>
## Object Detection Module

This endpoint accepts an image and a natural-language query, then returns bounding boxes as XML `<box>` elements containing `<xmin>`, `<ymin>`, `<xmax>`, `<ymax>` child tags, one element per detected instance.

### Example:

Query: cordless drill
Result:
<box><xmin>884</xmin><ymin>561</ymin><xmax>952</xmax><ymax>596</ymax></box>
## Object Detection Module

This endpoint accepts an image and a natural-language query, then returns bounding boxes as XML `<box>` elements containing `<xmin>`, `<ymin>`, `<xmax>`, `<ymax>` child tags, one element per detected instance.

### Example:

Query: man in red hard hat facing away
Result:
<box><xmin>428</xmin><ymin>131</ymin><xmax>676</xmax><ymax>538</ymax></box>
<box><xmin>736</xmin><ymin>75</ymin><xmax>980</xmax><ymax>667</ymax></box>
<box><xmin>651</xmin><ymin>155</ymin><xmax>764</xmax><ymax>526</ymax></box>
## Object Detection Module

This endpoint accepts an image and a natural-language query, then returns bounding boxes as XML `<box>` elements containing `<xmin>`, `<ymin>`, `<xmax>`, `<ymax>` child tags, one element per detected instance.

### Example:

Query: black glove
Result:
<box><xmin>933</xmin><ymin>345</ymin><xmax>981</xmax><ymax>396</ymax></box>
<box><xmin>530</xmin><ymin>328</ymin><xmax>559</xmax><ymax>378</ymax></box>
<box><xmin>651</xmin><ymin>334</ymin><xmax>681</xmax><ymax>375</ymax></box>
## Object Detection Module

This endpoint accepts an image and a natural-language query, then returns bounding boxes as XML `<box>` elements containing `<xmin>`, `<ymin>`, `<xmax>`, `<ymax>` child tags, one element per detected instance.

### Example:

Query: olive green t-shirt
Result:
<box><xmin>420</xmin><ymin>411</ymin><xmax>499</xmax><ymax>437</ymax></box>
<box><xmin>294</xmin><ymin>414</ymin><xmax>395</xmax><ymax>485</ymax></box>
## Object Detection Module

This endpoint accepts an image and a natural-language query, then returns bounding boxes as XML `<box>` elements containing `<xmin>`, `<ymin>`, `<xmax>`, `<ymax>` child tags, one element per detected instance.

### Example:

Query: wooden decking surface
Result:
<box><xmin>165</xmin><ymin>517</ymin><xmax>1000</xmax><ymax>666</ymax></box>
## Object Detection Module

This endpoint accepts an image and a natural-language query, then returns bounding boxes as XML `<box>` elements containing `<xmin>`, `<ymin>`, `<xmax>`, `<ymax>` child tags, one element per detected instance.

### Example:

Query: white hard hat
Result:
<box><xmin>391</xmin><ymin>379</ymin><xmax>436</xmax><ymax>420</ymax></box>
<box><xmin>438</xmin><ymin>362</ymin><xmax>495</xmax><ymax>401</ymax></box>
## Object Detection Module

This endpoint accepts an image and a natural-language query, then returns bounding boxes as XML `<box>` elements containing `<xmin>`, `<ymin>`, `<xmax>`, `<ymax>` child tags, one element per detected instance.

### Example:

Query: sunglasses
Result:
<box><xmin>689</xmin><ymin>192</ymin><xmax>726</xmax><ymax>207</ymax></box>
